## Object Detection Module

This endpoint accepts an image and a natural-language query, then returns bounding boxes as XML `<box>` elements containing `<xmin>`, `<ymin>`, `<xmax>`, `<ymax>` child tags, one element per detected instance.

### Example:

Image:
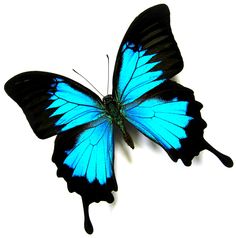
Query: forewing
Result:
<box><xmin>123</xmin><ymin>81</ymin><xmax>207</xmax><ymax>166</ymax></box>
<box><xmin>4</xmin><ymin>71</ymin><xmax>104</xmax><ymax>138</ymax></box>
<box><xmin>112</xmin><ymin>4</ymin><xmax>183</xmax><ymax>104</ymax></box>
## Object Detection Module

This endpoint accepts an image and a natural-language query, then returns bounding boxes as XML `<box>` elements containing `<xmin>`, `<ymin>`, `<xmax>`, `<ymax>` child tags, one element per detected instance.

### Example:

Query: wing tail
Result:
<box><xmin>203</xmin><ymin>139</ymin><xmax>233</xmax><ymax>167</ymax></box>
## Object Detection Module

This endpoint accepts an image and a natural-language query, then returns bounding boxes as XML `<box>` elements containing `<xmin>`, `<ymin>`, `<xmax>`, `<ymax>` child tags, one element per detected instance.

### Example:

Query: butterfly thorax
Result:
<box><xmin>103</xmin><ymin>95</ymin><xmax>134</xmax><ymax>149</ymax></box>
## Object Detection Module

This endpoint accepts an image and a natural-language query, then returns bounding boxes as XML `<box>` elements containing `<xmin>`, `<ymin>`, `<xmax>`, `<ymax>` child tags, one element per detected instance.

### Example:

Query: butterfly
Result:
<box><xmin>4</xmin><ymin>4</ymin><xmax>233</xmax><ymax>235</ymax></box>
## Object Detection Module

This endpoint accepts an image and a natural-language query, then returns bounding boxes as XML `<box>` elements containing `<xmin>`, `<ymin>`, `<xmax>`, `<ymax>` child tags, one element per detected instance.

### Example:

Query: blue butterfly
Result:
<box><xmin>4</xmin><ymin>4</ymin><xmax>233</xmax><ymax>234</ymax></box>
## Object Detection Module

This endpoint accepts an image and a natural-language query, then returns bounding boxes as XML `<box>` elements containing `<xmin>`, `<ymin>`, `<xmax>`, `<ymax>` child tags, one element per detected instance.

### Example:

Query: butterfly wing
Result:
<box><xmin>5</xmin><ymin>71</ymin><xmax>117</xmax><ymax>234</ymax></box>
<box><xmin>113</xmin><ymin>4</ymin><xmax>232</xmax><ymax>167</ymax></box>
<box><xmin>123</xmin><ymin>81</ymin><xmax>233</xmax><ymax>167</ymax></box>
<box><xmin>53</xmin><ymin>117</ymin><xmax>117</xmax><ymax>234</ymax></box>
<box><xmin>123</xmin><ymin>81</ymin><xmax>206</xmax><ymax>166</ymax></box>
<box><xmin>5</xmin><ymin>71</ymin><xmax>103</xmax><ymax>138</ymax></box>
<box><xmin>112</xmin><ymin>4</ymin><xmax>183</xmax><ymax>104</ymax></box>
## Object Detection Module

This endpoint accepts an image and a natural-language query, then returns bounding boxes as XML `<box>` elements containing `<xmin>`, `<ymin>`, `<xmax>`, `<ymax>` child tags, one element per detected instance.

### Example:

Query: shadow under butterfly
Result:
<box><xmin>4</xmin><ymin>4</ymin><xmax>233</xmax><ymax>235</ymax></box>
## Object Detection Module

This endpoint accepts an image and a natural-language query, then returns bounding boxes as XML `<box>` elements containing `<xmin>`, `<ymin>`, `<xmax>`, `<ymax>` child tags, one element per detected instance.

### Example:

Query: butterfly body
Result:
<box><xmin>103</xmin><ymin>94</ymin><xmax>134</xmax><ymax>148</ymax></box>
<box><xmin>4</xmin><ymin>4</ymin><xmax>232</xmax><ymax>235</ymax></box>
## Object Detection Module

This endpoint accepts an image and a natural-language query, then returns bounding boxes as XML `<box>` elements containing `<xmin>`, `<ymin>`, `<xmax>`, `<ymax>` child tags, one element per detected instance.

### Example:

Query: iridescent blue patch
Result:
<box><xmin>124</xmin><ymin>98</ymin><xmax>192</xmax><ymax>149</ymax></box>
<box><xmin>46</xmin><ymin>78</ymin><xmax>103</xmax><ymax>131</ymax></box>
<box><xmin>118</xmin><ymin>42</ymin><xmax>165</xmax><ymax>104</ymax></box>
<box><xmin>64</xmin><ymin>118</ymin><xmax>113</xmax><ymax>185</ymax></box>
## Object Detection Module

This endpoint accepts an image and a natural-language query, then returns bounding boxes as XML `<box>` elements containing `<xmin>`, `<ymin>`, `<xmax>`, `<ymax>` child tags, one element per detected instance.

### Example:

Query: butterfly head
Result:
<box><xmin>102</xmin><ymin>94</ymin><xmax>113</xmax><ymax>106</ymax></box>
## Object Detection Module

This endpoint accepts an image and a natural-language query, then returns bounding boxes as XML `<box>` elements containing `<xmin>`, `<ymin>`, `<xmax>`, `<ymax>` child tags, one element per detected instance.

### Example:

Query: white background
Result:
<box><xmin>0</xmin><ymin>0</ymin><xmax>235</xmax><ymax>237</ymax></box>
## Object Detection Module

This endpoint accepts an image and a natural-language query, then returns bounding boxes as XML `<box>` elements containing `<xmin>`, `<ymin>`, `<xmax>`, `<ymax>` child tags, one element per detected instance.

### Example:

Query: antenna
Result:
<box><xmin>72</xmin><ymin>69</ymin><xmax>104</xmax><ymax>98</ymax></box>
<box><xmin>106</xmin><ymin>54</ymin><xmax>110</xmax><ymax>95</ymax></box>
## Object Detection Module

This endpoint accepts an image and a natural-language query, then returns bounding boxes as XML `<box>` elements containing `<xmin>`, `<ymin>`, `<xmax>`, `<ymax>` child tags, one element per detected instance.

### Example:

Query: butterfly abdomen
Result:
<box><xmin>103</xmin><ymin>95</ymin><xmax>134</xmax><ymax>149</ymax></box>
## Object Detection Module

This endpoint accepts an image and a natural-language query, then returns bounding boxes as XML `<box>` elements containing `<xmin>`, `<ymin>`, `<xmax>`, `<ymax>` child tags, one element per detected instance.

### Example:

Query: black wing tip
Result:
<box><xmin>4</xmin><ymin>71</ymin><xmax>39</xmax><ymax>97</ymax></box>
<box><xmin>4</xmin><ymin>80</ymin><xmax>11</xmax><ymax>95</ymax></box>
<box><xmin>4</xmin><ymin>75</ymin><xmax>18</xmax><ymax>97</ymax></box>
<box><xmin>133</xmin><ymin>4</ymin><xmax>170</xmax><ymax>30</ymax></box>
<box><xmin>144</xmin><ymin>4</ymin><xmax>170</xmax><ymax>16</ymax></box>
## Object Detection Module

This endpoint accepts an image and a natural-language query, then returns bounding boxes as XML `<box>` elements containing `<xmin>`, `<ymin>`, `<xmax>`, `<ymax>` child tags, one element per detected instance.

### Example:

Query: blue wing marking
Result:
<box><xmin>46</xmin><ymin>78</ymin><xmax>103</xmax><ymax>132</ymax></box>
<box><xmin>63</xmin><ymin>117</ymin><xmax>113</xmax><ymax>185</ymax></box>
<box><xmin>124</xmin><ymin>98</ymin><xmax>193</xmax><ymax>150</ymax></box>
<box><xmin>118</xmin><ymin>42</ymin><xmax>165</xmax><ymax>104</ymax></box>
